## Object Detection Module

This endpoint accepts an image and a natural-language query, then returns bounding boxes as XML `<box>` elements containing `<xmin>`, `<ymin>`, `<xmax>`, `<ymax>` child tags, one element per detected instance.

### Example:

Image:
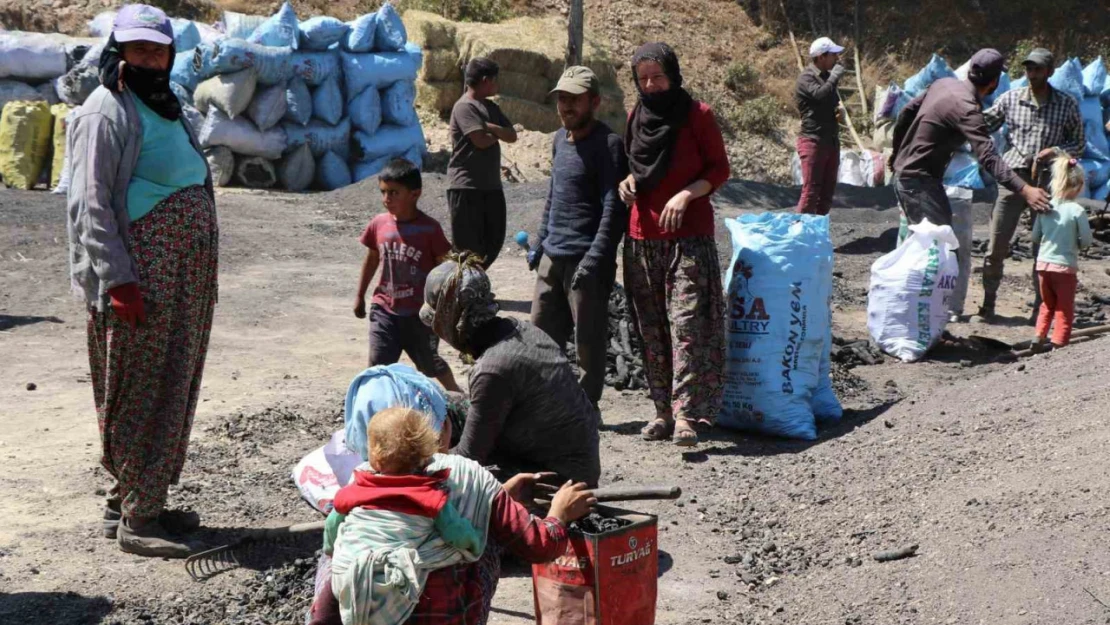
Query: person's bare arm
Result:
<box><xmin>466</xmin><ymin>129</ymin><xmax>499</xmax><ymax>150</ymax></box>
<box><xmin>353</xmin><ymin>248</ymin><xmax>379</xmax><ymax>318</ymax></box>
<box><xmin>486</xmin><ymin>123</ymin><xmax>518</xmax><ymax>144</ymax></box>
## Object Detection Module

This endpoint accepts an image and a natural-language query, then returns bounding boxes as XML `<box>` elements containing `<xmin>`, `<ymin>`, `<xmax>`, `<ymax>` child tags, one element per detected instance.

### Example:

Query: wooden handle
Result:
<box><xmin>590</xmin><ymin>486</ymin><xmax>682</xmax><ymax>502</ymax></box>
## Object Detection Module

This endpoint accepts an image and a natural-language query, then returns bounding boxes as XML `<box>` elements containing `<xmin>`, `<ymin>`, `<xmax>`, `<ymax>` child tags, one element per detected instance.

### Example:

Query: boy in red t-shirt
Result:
<box><xmin>354</xmin><ymin>159</ymin><xmax>461</xmax><ymax>392</ymax></box>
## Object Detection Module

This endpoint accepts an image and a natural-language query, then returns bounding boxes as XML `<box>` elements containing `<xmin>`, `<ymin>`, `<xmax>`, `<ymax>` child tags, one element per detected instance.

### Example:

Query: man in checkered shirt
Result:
<box><xmin>976</xmin><ymin>48</ymin><xmax>1085</xmax><ymax>321</ymax></box>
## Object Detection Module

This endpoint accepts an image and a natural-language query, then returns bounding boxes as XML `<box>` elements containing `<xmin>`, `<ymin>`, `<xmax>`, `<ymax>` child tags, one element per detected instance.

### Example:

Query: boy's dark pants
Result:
<box><xmin>369</xmin><ymin>305</ymin><xmax>450</xmax><ymax>376</ymax></box>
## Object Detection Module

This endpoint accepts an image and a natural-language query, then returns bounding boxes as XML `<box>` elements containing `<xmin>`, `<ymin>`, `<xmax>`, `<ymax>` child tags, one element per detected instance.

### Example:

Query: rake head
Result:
<box><xmin>184</xmin><ymin>520</ymin><xmax>326</xmax><ymax>582</ymax></box>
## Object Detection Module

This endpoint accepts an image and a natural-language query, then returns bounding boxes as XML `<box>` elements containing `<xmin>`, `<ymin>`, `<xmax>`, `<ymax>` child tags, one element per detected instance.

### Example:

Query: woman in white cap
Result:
<box><xmin>67</xmin><ymin>4</ymin><xmax>215</xmax><ymax>557</ymax></box>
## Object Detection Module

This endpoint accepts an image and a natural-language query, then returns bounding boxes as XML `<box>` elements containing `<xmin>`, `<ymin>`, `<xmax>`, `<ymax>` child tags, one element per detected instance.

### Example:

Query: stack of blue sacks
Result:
<box><xmin>892</xmin><ymin>53</ymin><xmax>1110</xmax><ymax>198</ymax></box>
<box><xmin>170</xmin><ymin>1</ymin><xmax>425</xmax><ymax>191</ymax></box>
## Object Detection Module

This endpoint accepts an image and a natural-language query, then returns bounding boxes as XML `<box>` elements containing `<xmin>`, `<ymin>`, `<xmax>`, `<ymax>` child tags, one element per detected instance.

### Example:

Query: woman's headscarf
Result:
<box><xmin>343</xmin><ymin>364</ymin><xmax>449</xmax><ymax>462</ymax></box>
<box><xmin>625</xmin><ymin>42</ymin><xmax>694</xmax><ymax>193</ymax></box>
<box><xmin>419</xmin><ymin>253</ymin><xmax>499</xmax><ymax>357</ymax></box>
<box><xmin>98</xmin><ymin>33</ymin><xmax>182</xmax><ymax>121</ymax></box>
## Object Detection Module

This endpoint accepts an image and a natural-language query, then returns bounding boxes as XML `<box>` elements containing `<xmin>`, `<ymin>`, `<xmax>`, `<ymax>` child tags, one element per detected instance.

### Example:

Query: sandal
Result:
<box><xmin>673</xmin><ymin>421</ymin><xmax>700</xmax><ymax>447</ymax></box>
<box><xmin>693</xmin><ymin>419</ymin><xmax>713</xmax><ymax>433</ymax></box>
<box><xmin>641</xmin><ymin>418</ymin><xmax>674</xmax><ymax>441</ymax></box>
<box><xmin>104</xmin><ymin>504</ymin><xmax>201</xmax><ymax>540</ymax></box>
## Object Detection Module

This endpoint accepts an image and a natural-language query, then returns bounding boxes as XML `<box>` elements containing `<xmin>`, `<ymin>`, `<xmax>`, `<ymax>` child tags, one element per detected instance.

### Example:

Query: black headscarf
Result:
<box><xmin>624</xmin><ymin>42</ymin><xmax>694</xmax><ymax>193</ymax></box>
<box><xmin>98</xmin><ymin>34</ymin><xmax>181</xmax><ymax>121</ymax></box>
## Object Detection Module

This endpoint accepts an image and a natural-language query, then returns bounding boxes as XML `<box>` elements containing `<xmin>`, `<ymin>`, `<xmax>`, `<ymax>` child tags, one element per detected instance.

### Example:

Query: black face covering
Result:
<box><xmin>98</xmin><ymin>34</ymin><xmax>181</xmax><ymax>121</ymax></box>
<box><xmin>624</xmin><ymin>42</ymin><xmax>694</xmax><ymax>193</ymax></box>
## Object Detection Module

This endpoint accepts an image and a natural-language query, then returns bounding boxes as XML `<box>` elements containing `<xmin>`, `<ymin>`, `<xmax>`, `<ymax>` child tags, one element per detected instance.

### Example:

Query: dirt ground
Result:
<box><xmin>3</xmin><ymin>177</ymin><xmax>1110</xmax><ymax>625</ymax></box>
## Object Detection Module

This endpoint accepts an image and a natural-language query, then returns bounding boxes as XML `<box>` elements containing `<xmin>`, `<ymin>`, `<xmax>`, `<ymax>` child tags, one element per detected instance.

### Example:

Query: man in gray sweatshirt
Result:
<box><xmin>528</xmin><ymin>66</ymin><xmax>628</xmax><ymax>406</ymax></box>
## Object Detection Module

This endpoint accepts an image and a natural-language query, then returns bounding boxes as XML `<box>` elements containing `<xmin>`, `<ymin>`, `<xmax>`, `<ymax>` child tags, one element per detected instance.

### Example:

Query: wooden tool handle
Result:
<box><xmin>590</xmin><ymin>485</ymin><xmax>682</xmax><ymax>502</ymax></box>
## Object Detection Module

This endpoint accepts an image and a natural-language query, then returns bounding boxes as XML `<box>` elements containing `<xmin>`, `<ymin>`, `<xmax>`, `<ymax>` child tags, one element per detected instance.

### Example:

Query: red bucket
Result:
<box><xmin>532</xmin><ymin>506</ymin><xmax>658</xmax><ymax>625</ymax></box>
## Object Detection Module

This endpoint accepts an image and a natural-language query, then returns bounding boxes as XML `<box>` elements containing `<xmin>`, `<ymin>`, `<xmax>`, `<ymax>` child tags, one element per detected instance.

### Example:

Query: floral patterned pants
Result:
<box><xmin>87</xmin><ymin>185</ymin><xmax>218</xmax><ymax>519</ymax></box>
<box><xmin>623</xmin><ymin>236</ymin><xmax>725</xmax><ymax>424</ymax></box>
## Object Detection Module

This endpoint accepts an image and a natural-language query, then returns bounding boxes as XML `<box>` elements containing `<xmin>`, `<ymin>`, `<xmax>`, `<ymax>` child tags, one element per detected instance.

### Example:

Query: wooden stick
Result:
<box><xmin>1010</xmin><ymin>323</ymin><xmax>1110</xmax><ymax>354</ymax></box>
<box><xmin>779</xmin><ymin>0</ymin><xmax>805</xmax><ymax>71</ymax></box>
<box><xmin>839</xmin><ymin>101</ymin><xmax>866</xmax><ymax>152</ymax></box>
<box><xmin>854</xmin><ymin>46</ymin><xmax>868</xmax><ymax>118</ymax></box>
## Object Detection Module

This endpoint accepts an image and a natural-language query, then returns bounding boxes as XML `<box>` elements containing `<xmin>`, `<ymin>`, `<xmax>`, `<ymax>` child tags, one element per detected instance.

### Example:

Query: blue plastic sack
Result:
<box><xmin>316</xmin><ymin>150</ymin><xmax>352</xmax><ymax>190</ymax></box>
<box><xmin>877</xmin><ymin>82</ymin><xmax>910</xmax><ymax>121</ymax></box>
<box><xmin>312</xmin><ymin>75</ymin><xmax>344</xmax><ymax>125</ymax></box>
<box><xmin>171</xmin><ymin>50</ymin><xmax>200</xmax><ymax>91</ymax></box>
<box><xmin>403</xmin><ymin>144</ymin><xmax>423</xmax><ymax>169</ymax></box>
<box><xmin>299</xmin><ymin>16</ymin><xmax>348</xmax><ymax>51</ymax></box>
<box><xmin>903</xmin><ymin>54</ymin><xmax>954</xmax><ymax>98</ymax></box>
<box><xmin>1080</xmin><ymin>158</ymin><xmax>1110</xmax><ymax>190</ymax></box>
<box><xmin>205</xmin><ymin>39</ymin><xmax>293</xmax><ymax>85</ymax></box>
<box><xmin>352</xmin><ymin>154</ymin><xmax>391</xmax><ymax>182</ymax></box>
<box><xmin>170</xmin><ymin>81</ymin><xmax>193</xmax><ymax>106</ymax></box>
<box><xmin>284</xmin><ymin>77</ymin><xmax>312</xmax><ymax>125</ymax></box>
<box><xmin>345</xmin><ymin>13</ymin><xmax>378</xmax><ymax>53</ymax></box>
<box><xmin>248</xmin><ymin>1</ymin><xmax>299</xmax><ymax>50</ymax></box>
<box><xmin>375</xmin><ymin>2</ymin><xmax>407</xmax><ymax>52</ymax></box>
<box><xmin>341</xmin><ymin>50</ymin><xmax>420</xmax><ymax>97</ymax></box>
<box><xmin>982</xmin><ymin>72</ymin><xmax>1011</xmax><ymax>109</ymax></box>
<box><xmin>1080</xmin><ymin>96</ymin><xmax>1109</xmax><ymax>160</ymax></box>
<box><xmin>352</xmin><ymin>123</ymin><xmax>424</xmax><ymax>162</ymax></box>
<box><xmin>381</xmin><ymin>80</ymin><xmax>417</xmax><ymax>126</ymax></box>
<box><xmin>1093</xmin><ymin>181</ymin><xmax>1110</xmax><ymax>201</ymax></box>
<box><xmin>1049</xmin><ymin>58</ymin><xmax>1085</xmax><ymax>102</ymax></box>
<box><xmin>223</xmin><ymin>11</ymin><xmax>266</xmax><ymax>40</ymax></box>
<box><xmin>343</xmin><ymin>365</ymin><xmax>448</xmax><ymax>461</ymax></box>
<box><xmin>349</xmin><ymin>85</ymin><xmax>382</xmax><ymax>134</ymax></box>
<box><xmin>718</xmin><ymin>214</ymin><xmax>838</xmax><ymax>440</ymax></box>
<box><xmin>943</xmin><ymin>152</ymin><xmax>985</xmax><ymax>189</ymax></box>
<box><xmin>284</xmin><ymin>118</ymin><xmax>351</xmax><ymax>159</ymax></box>
<box><xmin>171</xmin><ymin>18</ymin><xmax>200</xmax><ymax>52</ymax></box>
<box><xmin>291</xmin><ymin>51</ymin><xmax>340</xmax><ymax>86</ymax></box>
<box><xmin>1082</xmin><ymin>57</ymin><xmax>1107</xmax><ymax>98</ymax></box>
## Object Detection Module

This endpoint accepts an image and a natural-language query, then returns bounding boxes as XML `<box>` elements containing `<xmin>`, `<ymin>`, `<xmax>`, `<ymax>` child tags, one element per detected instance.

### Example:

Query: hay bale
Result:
<box><xmin>498</xmin><ymin>70</ymin><xmax>552</xmax><ymax>104</ymax></box>
<box><xmin>494</xmin><ymin>95</ymin><xmax>560</xmax><ymax>133</ymax></box>
<box><xmin>402</xmin><ymin>10</ymin><xmax>456</xmax><ymax>50</ymax></box>
<box><xmin>422</xmin><ymin>48</ymin><xmax>461</xmax><ymax>82</ymax></box>
<box><xmin>416</xmin><ymin>79</ymin><xmax>463</xmax><ymax>117</ymax></box>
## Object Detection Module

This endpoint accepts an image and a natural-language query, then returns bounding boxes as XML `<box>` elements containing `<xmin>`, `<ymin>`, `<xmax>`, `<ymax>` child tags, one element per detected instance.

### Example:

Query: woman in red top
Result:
<box><xmin>618</xmin><ymin>43</ymin><xmax>730</xmax><ymax>447</ymax></box>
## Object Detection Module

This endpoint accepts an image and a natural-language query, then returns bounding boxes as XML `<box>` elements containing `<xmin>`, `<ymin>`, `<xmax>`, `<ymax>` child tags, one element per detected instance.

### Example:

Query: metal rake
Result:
<box><xmin>185</xmin><ymin>520</ymin><xmax>325</xmax><ymax>581</ymax></box>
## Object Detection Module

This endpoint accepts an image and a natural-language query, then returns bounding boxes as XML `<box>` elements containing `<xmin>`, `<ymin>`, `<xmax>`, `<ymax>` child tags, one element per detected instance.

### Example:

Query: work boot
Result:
<box><xmin>104</xmin><ymin>504</ymin><xmax>201</xmax><ymax>540</ymax></box>
<box><xmin>117</xmin><ymin>518</ymin><xmax>196</xmax><ymax>559</ymax></box>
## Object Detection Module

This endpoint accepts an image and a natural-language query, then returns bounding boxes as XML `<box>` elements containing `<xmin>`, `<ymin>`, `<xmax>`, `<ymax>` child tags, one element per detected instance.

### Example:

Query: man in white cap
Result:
<box><xmin>794</xmin><ymin>37</ymin><xmax>846</xmax><ymax>215</ymax></box>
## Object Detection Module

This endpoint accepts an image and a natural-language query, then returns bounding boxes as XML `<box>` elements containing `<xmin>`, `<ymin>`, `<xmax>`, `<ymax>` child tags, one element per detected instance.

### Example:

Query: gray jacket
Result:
<box><xmin>66</xmin><ymin>86</ymin><xmax>213</xmax><ymax>312</ymax></box>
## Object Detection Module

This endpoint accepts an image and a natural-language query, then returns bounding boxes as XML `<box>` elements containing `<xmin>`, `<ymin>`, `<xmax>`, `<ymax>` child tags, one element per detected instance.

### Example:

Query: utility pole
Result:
<box><xmin>566</xmin><ymin>0</ymin><xmax>584</xmax><ymax>67</ymax></box>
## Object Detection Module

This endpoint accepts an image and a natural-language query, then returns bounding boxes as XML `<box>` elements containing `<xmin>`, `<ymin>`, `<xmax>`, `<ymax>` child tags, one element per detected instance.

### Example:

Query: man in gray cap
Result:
<box><xmin>528</xmin><ymin>66</ymin><xmax>627</xmax><ymax>406</ymax></box>
<box><xmin>975</xmin><ymin>48</ymin><xmax>1084</xmax><ymax>322</ymax></box>
<box><xmin>891</xmin><ymin>49</ymin><xmax>1051</xmax><ymax>229</ymax></box>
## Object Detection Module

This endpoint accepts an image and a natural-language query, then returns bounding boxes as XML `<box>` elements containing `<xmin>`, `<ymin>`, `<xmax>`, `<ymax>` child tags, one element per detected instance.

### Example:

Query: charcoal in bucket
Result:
<box><xmin>570</xmin><ymin>512</ymin><xmax>633</xmax><ymax>535</ymax></box>
<box><xmin>533</xmin><ymin>506</ymin><xmax>658</xmax><ymax>625</ymax></box>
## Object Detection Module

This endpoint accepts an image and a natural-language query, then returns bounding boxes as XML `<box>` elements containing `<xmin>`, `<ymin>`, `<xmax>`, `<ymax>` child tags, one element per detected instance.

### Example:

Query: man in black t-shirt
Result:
<box><xmin>447</xmin><ymin>58</ymin><xmax>517</xmax><ymax>269</ymax></box>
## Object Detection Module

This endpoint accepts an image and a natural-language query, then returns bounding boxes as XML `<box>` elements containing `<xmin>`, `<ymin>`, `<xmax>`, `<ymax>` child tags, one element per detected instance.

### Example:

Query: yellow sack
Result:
<box><xmin>0</xmin><ymin>100</ymin><xmax>53</xmax><ymax>190</ymax></box>
<box><xmin>50</xmin><ymin>103</ymin><xmax>71</xmax><ymax>189</ymax></box>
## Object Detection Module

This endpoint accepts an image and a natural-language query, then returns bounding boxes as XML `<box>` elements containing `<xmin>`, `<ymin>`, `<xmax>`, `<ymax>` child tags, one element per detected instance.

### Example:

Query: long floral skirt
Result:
<box><xmin>87</xmin><ymin>185</ymin><xmax>218</xmax><ymax>519</ymax></box>
<box><xmin>623</xmin><ymin>235</ymin><xmax>725</xmax><ymax>424</ymax></box>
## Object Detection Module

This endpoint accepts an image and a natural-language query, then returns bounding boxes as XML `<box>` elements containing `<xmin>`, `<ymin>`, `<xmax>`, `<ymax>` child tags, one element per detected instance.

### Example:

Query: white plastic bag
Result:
<box><xmin>291</xmin><ymin>430</ymin><xmax>363</xmax><ymax>513</ymax></box>
<box><xmin>0</xmin><ymin>33</ymin><xmax>68</xmax><ymax>81</ymax></box>
<box><xmin>87</xmin><ymin>11</ymin><xmax>118</xmax><ymax>37</ymax></box>
<box><xmin>248</xmin><ymin>81</ymin><xmax>288</xmax><ymax>131</ymax></box>
<box><xmin>205</xmin><ymin>146</ymin><xmax>235</xmax><ymax>186</ymax></box>
<box><xmin>199</xmin><ymin>108</ymin><xmax>287</xmax><ymax>160</ymax></box>
<box><xmin>867</xmin><ymin>220</ymin><xmax>960</xmax><ymax>362</ymax></box>
<box><xmin>236</xmin><ymin>155</ymin><xmax>278</xmax><ymax>188</ymax></box>
<box><xmin>194</xmin><ymin>68</ymin><xmax>258</xmax><ymax>119</ymax></box>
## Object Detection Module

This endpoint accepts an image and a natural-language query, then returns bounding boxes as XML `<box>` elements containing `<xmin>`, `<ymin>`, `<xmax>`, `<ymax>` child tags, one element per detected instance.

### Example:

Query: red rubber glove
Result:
<box><xmin>107</xmin><ymin>283</ymin><xmax>146</xmax><ymax>328</ymax></box>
